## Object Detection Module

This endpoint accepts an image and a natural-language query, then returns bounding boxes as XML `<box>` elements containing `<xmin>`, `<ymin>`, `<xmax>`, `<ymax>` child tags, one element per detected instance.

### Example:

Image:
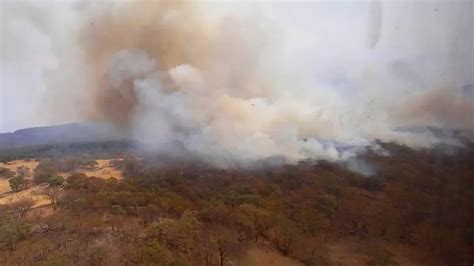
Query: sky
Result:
<box><xmin>0</xmin><ymin>0</ymin><xmax>472</xmax><ymax>164</ymax></box>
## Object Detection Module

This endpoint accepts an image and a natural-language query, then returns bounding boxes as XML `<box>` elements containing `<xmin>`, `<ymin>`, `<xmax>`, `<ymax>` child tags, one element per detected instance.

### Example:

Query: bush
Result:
<box><xmin>33</xmin><ymin>174</ymin><xmax>49</xmax><ymax>185</ymax></box>
<box><xmin>9</xmin><ymin>176</ymin><xmax>26</xmax><ymax>192</ymax></box>
<box><xmin>140</xmin><ymin>241</ymin><xmax>173</xmax><ymax>265</ymax></box>
<box><xmin>0</xmin><ymin>213</ymin><xmax>31</xmax><ymax>251</ymax></box>
<box><xmin>66</xmin><ymin>173</ymin><xmax>88</xmax><ymax>189</ymax></box>
<box><xmin>16</xmin><ymin>166</ymin><xmax>30</xmax><ymax>178</ymax></box>
<box><xmin>0</xmin><ymin>167</ymin><xmax>13</xmax><ymax>179</ymax></box>
<box><xmin>47</xmin><ymin>176</ymin><xmax>64</xmax><ymax>187</ymax></box>
<box><xmin>33</xmin><ymin>160</ymin><xmax>57</xmax><ymax>184</ymax></box>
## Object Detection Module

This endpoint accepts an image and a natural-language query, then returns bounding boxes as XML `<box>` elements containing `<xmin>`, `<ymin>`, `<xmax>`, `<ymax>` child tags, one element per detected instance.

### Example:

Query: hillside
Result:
<box><xmin>0</xmin><ymin>122</ymin><xmax>128</xmax><ymax>150</ymax></box>
<box><xmin>0</xmin><ymin>141</ymin><xmax>472</xmax><ymax>265</ymax></box>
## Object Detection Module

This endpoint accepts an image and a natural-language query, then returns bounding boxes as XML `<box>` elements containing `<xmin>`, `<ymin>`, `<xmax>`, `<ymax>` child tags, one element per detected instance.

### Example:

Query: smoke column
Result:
<box><xmin>1</xmin><ymin>0</ymin><xmax>473</xmax><ymax>166</ymax></box>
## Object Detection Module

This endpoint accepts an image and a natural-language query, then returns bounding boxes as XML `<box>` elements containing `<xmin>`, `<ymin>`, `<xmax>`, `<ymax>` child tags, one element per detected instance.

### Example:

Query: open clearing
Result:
<box><xmin>0</xmin><ymin>179</ymin><xmax>10</xmax><ymax>194</ymax></box>
<box><xmin>0</xmin><ymin>159</ymin><xmax>122</xmax><ymax>204</ymax></box>
<box><xmin>0</xmin><ymin>159</ymin><xmax>39</xmax><ymax>175</ymax></box>
<box><xmin>0</xmin><ymin>185</ymin><xmax>51</xmax><ymax>207</ymax></box>
<box><xmin>0</xmin><ymin>159</ymin><xmax>39</xmax><ymax>194</ymax></box>
<box><xmin>79</xmin><ymin>159</ymin><xmax>123</xmax><ymax>180</ymax></box>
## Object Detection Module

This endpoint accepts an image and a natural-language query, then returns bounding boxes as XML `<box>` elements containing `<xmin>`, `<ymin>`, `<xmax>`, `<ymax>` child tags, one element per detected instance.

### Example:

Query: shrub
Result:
<box><xmin>66</xmin><ymin>173</ymin><xmax>88</xmax><ymax>189</ymax></box>
<box><xmin>0</xmin><ymin>167</ymin><xmax>13</xmax><ymax>179</ymax></box>
<box><xmin>9</xmin><ymin>176</ymin><xmax>26</xmax><ymax>192</ymax></box>
<box><xmin>0</xmin><ymin>213</ymin><xmax>31</xmax><ymax>251</ymax></box>
<box><xmin>47</xmin><ymin>176</ymin><xmax>64</xmax><ymax>187</ymax></box>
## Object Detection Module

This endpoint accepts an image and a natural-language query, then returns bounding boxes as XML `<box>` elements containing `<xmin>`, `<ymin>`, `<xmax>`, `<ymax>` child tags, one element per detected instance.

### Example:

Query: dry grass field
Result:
<box><xmin>0</xmin><ymin>159</ymin><xmax>39</xmax><ymax>194</ymax></box>
<box><xmin>0</xmin><ymin>159</ymin><xmax>122</xmax><ymax>205</ymax></box>
<box><xmin>79</xmin><ymin>159</ymin><xmax>123</xmax><ymax>180</ymax></box>
<box><xmin>0</xmin><ymin>185</ymin><xmax>51</xmax><ymax>207</ymax></box>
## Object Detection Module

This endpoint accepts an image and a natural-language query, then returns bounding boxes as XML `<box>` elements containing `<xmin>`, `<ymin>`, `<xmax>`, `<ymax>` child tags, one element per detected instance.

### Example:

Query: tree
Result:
<box><xmin>193</xmin><ymin>226</ymin><xmax>241</xmax><ymax>266</ymax></box>
<box><xmin>0</xmin><ymin>167</ymin><xmax>13</xmax><ymax>179</ymax></box>
<box><xmin>9</xmin><ymin>176</ymin><xmax>26</xmax><ymax>192</ymax></box>
<box><xmin>139</xmin><ymin>240</ymin><xmax>173</xmax><ymax>265</ymax></box>
<box><xmin>332</xmin><ymin>188</ymin><xmax>369</xmax><ymax>237</ymax></box>
<box><xmin>16</xmin><ymin>166</ymin><xmax>30</xmax><ymax>178</ymax></box>
<box><xmin>0</xmin><ymin>213</ymin><xmax>31</xmax><ymax>251</ymax></box>
<box><xmin>66</xmin><ymin>173</ymin><xmax>88</xmax><ymax>189</ymax></box>
<box><xmin>236</xmin><ymin>203</ymin><xmax>272</xmax><ymax>242</ymax></box>
<box><xmin>80</xmin><ymin>159</ymin><xmax>98</xmax><ymax>170</ymax></box>
<box><xmin>212</xmin><ymin>226</ymin><xmax>242</xmax><ymax>266</ymax></box>
<box><xmin>9</xmin><ymin>199</ymin><xmax>34</xmax><ymax>219</ymax></box>
<box><xmin>270</xmin><ymin>217</ymin><xmax>299</xmax><ymax>256</ymax></box>
<box><xmin>47</xmin><ymin>176</ymin><xmax>64</xmax><ymax>187</ymax></box>
<box><xmin>43</xmin><ymin>187</ymin><xmax>63</xmax><ymax>206</ymax></box>
<box><xmin>33</xmin><ymin>159</ymin><xmax>58</xmax><ymax>184</ymax></box>
<box><xmin>291</xmin><ymin>205</ymin><xmax>325</xmax><ymax>237</ymax></box>
<box><xmin>149</xmin><ymin>210</ymin><xmax>201</xmax><ymax>254</ymax></box>
<box><xmin>195</xmin><ymin>230</ymin><xmax>215</xmax><ymax>266</ymax></box>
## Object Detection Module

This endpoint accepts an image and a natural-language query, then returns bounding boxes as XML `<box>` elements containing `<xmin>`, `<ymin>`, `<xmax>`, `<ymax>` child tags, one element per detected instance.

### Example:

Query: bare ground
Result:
<box><xmin>79</xmin><ymin>159</ymin><xmax>123</xmax><ymax>180</ymax></box>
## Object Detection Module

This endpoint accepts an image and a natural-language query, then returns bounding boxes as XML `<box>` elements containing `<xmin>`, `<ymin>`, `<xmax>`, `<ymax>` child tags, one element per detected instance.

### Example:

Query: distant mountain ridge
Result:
<box><xmin>0</xmin><ymin>122</ymin><xmax>128</xmax><ymax>150</ymax></box>
<box><xmin>395</xmin><ymin>126</ymin><xmax>474</xmax><ymax>144</ymax></box>
<box><xmin>0</xmin><ymin>122</ymin><xmax>472</xmax><ymax>152</ymax></box>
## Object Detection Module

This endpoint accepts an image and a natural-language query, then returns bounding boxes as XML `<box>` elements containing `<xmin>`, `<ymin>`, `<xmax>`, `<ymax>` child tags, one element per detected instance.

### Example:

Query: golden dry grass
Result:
<box><xmin>0</xmin><ymin>159</ymin><xmax>39</xmax><ymax>176</ymax></box>
<box><xmin>80</xmin><ymin>159</ymin><xmax>123</xmax><ymax>180</ymax></box>
<box><xmin>0</xmin><ymin>179</ymin><xmax>10</xmax><ymax>194</ymax></box>
<box><xmin>0</xmin><ymin>185</ymin><xmax>51</xmax><ymax>207</ymax></box>
<box><xmin>0</xmin><ymin>159</ymin><xmax>39</xmax><ymax>194</ymax></box>
<box><xmin>0</xmin><ymin>158</ymin><xmax>122</xmax><ymax>206</ymax></box>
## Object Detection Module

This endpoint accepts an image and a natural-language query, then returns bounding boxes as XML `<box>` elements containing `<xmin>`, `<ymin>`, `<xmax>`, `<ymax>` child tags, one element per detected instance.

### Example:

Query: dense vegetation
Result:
<box><xmin>0</xmin><ymin>142</ymin><xmax>473</xmax><ymax>265</ymax></box>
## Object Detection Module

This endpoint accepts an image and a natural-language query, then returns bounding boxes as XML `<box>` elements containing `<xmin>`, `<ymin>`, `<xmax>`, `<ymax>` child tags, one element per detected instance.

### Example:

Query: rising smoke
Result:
<box><xmin>1</xmin><ymin>0</ymin><xmax>473</xmax><ymax>166</ymax></box>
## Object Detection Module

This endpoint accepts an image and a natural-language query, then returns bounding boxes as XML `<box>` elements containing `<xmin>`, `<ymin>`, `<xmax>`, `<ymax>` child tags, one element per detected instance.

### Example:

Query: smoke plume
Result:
<box><xmin>1</xmin><ymin>0</ymin><xmax>473</xmax><ymax>166</ymax></box>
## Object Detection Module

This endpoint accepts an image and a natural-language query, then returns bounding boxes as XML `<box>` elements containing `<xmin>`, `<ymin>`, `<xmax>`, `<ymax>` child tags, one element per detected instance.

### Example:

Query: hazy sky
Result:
<box><xmin>0</xmin><ymin>0</ymin><xmax>472</xmax><ymax>136</ymax></box>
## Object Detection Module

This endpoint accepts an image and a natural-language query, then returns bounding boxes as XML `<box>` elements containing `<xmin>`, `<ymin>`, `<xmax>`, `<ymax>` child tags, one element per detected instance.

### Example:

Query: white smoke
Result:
<box><xmin>105</xmin><ymin>50</ymin><xmax>355</xmax><ymax>166</ymax></box>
